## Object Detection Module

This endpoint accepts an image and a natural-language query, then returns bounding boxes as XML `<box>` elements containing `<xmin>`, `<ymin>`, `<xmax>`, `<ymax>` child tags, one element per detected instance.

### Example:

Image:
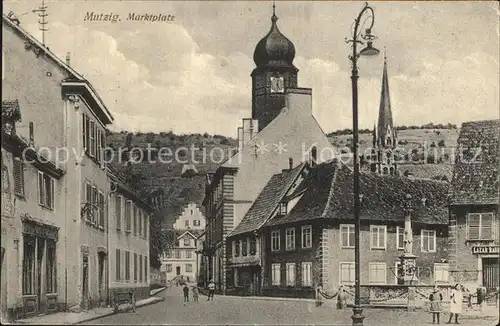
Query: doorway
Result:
<box><xmin>97</xmin><ymin>252</ymin><xmax>106</xmax><ymax>306</ymax></box>
<box><xmin>37</xmin><ymin>240</ymin><xmax>45</xmax><ymax>312</ymax></box>
<box><xmin>176</xmin><ymin>266</ymin><xmax>181</xmax><ymax>276</ymax></box>
<box><xmin>82</xmin><ymin>255</ymin><xmax>89</xmax><ymax>309</ymax></box>
<box><xmin>482</xmin><ymin>258</ymin><xmax>499</xmax><ymax>292</ymax></box>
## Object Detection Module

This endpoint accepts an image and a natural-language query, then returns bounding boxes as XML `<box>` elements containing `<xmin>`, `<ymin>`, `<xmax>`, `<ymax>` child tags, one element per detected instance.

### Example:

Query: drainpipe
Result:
<box><xmin>107</xmin><ymin>182</ymin><xmax>118</xmax><ymax>306</ymax></box>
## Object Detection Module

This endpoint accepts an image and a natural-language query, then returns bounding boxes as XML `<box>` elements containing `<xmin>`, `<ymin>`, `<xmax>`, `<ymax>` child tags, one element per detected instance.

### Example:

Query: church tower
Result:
<box><xmin>251</xmin><ymin>3</ymin><xmax>298</xmax><ymax>131</ymax></box>
<box><xmin>371</xmin><ymin>53</ymin><xmax>398</xmax><ymax>175</ymax></box>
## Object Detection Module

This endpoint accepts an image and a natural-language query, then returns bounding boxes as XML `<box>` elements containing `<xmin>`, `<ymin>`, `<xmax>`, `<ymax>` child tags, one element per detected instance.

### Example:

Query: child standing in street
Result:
<box><xmin>183</xmin><ymin>284</ymin><xmax>190</xmax><ymax>303</ymax></box>
<box><xmin>192</xmin><ymin>285</ymin><xmax>199</xmax><ymax>302</ymax></box>
<box><xmin>429</xmin><ymin>285</ymin><xmax>443</xmax><ymax>324</ymax></box>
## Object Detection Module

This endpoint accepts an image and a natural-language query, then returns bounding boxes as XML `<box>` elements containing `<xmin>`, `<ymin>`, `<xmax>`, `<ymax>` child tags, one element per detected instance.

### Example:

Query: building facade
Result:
<box><xmin>160</xmin><ymin>203</ymin><xmax>206</xmax><ymax>284</ymax></box>
<box><xmin>449</xmin><ymin>119</ymin><xmax>499</xmax><ymax>294</ymax></box>
<box><xmin>226</xmin><ymin>160</ymin><xmax>450</xmax><ymax>298</ymax></box>
<box><xmin>2</xmin><ymin>13</ymin><xmax>152</xmax><ymax>320</ymax></box>
<box><xmin>202</xmin><ymin>8</ymin><xmax>334</xmax><ymax>294</ymax></box>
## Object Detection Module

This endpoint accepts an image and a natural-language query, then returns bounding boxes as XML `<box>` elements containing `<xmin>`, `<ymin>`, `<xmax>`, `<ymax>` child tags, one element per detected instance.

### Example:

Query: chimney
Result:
<box><xmin>29</xmin><ymin>122</ymin><xmax>34</xmax><ymax>145</ymax></box>
<box><xmin>289</xmin><ymin>157</ymin><xmax>293</xmax><ymax>170</ymax></box>
<box><xmin>237</xmin><ymin>127</ymin><xmax>244</xmax><ymax>151</ymax></box>
<box><xmin>66</xmin><ymin>52</ymin><xmax>71</xmax><ymax>66</ymax></box>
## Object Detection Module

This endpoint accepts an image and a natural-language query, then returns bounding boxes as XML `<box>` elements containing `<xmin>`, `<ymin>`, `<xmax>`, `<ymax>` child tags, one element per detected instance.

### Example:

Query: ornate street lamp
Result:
<box><xmin>345</xmin><ymin>2</ymin><xmax>380</xmax><ymax>325</ymax></box>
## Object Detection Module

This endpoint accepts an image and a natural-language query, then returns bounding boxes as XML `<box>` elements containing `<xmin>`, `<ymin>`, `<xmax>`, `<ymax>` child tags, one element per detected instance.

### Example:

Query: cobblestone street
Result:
<box><xmin>82</xmin><ymin>287</ymin><xmax>498</xmax><ymax>326</ymax></box>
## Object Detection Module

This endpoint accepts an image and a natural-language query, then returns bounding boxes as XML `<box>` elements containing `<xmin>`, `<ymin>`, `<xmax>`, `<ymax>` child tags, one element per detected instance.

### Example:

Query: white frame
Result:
<box><xmin>340</xmin><ymin>224</ymin><xmax>355</xmax><ymax>248</ymax></box>
<box><xmin>285</xmin><ymin>227</ymin><xmax>295</xmax><ymax>251</ymax></box>
<box><xmin>185</xmin><ymin>263</ymin><xmax>193</xmax><ymax>273</ymax></box>
<box><xmin>301</xmin><ymin>262</ymin><xmax>312</xmax><ymax>287</ymax></box>
<box><xmin>434</xmin><ymin>263</ymin><xmax>450</xmax><ymax>284</ymax></box>
<box><xmin>301</xmin><ymin>225</ymin><xmax>312</xmax><ymax>248</ymax></box>
<box><xmin>370</xmin><ymin>225</ymin><xmax>387</xmax><ymax>250</ymax></box>
<box><xmin>286</xmin><ymin>263</ymin><xmax>296</xmax><ymax>286</ymax></box>
<box><xmin>271</xmin><ymin>263</ymin><xmax>281</xmax><ymax>286</ymax></box>
<box><xmin>420</xmin><ymin>229</ymin><xmax>436</xmax><ymax>252</ymax></box>
<box><xmin>466</xmin><ymin>212</ymin><xmax>495</xmax><ymax>240</ymax></box>
<box><xmin>38</xmin><ymin>171</ymin><xmax>55</xmax><ymax>210</ymax></box>
<box><xmin>396</xmin><ymin>226</ymin><xmax>405</xmax><ymax>250</ymax></box>
<box><xmin>271</xmin><ymin>230</ymin><xmax>280</xmax><ymax>251</ymax></box>
<box><xmin>368</xmin><ymin>262</ymin><xmax>387</xmax><ymax>285</ymax></box>
<box><xmin>339</xmin><ymin>262</ymin><xmax>355</xmax><ymax>285</ymax></box>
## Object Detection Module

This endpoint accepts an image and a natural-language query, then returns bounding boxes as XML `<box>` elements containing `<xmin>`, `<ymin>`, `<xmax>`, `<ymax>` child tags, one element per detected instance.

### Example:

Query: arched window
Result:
<box><xmin>383</xmin><ymin>167</ymin><xmax>389</xmax><ymax>175</ymax></box>
<box><xmin>387</xmin><ymin>137</ymin><xmax>392</xmax><ymax>146</ymax></box>
<box><xmin>310</xmin><ymin>146</ymin><xmax>317</xmax><ymax>166</ymax></box>
<box><xmin>389</xmin><ymin>167</ymin><xmax>395</xmax><ymax>175</ymax></box>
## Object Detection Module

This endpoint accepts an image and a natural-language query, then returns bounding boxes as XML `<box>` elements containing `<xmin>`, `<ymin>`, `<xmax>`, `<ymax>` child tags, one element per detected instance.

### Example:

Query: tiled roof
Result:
<box><xmin>266</xmin><ymin>161</ymin><xmax>450</xmax><ymax>227</ymax></box>
<box><xmin>266</xmin><ymin>160</ymin><xmax>339</xmax><ymax>227</ymax></box>
<box><xmin>398</xmin><ymin>164</ymin><xmax>454</xmax><ymax>181</ymax></box>
<box><xmin>2</xmin><ymin>100</ymin><xmax>22</xmax><ymax>121</ymax></box>
<box><xmin>229</xmin><ymin>163</ymin><xmax>306</xmax><ymax>236</ymax></box>
<box><xmin>450</xmin><ymin>119</ymin><xmax>500</xmax><ymax>205</ymax></box>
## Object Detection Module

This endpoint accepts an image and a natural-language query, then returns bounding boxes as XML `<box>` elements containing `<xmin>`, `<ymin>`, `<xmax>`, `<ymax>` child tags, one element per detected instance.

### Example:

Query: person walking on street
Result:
<box><xmin>429</xmin><ymin>285</ymin><xmax>443</xmax><ymax>324</ymax></box>
<box><xmin>207</xmin><ymin>279</ymin><xmax>215</xmax><ymax>301</ymax></box>
<box><xmin>183</xmin><ymin>284</ymin><xmax>190</xmax><ymax>303</ymax></box>
<box><xmin>447</xmin><ymin>284</ymin><xmax>463</xmax><ymax>324</ymax></box>
<box><xmin>337</xmin><ymin>285</ymin><xmax>347</xmax><ymax>310</ymax></box>
<box><xmin>192</xmin><ymin>284</ymin><xmax>199</xmax><ymax>302</ymax></box>
<box><xmin>315</xmin><ymin>284</ymin><xmax>324</xmax><ymax>307</ymax></box>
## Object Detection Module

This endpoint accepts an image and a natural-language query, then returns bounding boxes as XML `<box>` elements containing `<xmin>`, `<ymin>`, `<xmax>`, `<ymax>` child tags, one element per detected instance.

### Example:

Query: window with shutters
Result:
<box><xmin>13</xmin><ymin>158</ymin><xmax>24</xmax><ymax>197</ymax></box>
<box><xmin>91</xmin><ymin>186</ymin><xmax>98</xmax><ymax>224</ymax></box>
<box><xmin>125</xmin><ymin>200</ymin><xmax>132</xmax><ymax>232</ymax></box>
<box><xmin>466</xmin><ymin>213</ymin><xmax>495</xmax><ymax>240</ymax></box>
<box><xmin>115</xmin><ymin>249</ymin><xmax>121</xmax><ymax>281</ymax></box>
<box><xmin>98</xmin><ymin>191</ymin><xmax>105</xmax><ymax>229</ymax></box>
<box><xmin>138</xmin><ymin>210</ymin><xmax>142</xmax><ymax>236</ymax></box>
<box><xmin>83</xmin><ymin>113</ymin><xmax>89</xmax><ymax>153</ymax></box>
<box><xmin>125</xmin><ymin>251</ymin><xmax>130</xmax><ymax>281</ymax></box>
<box><xmin>134</xmin><ymin>253</ymin><xmax>137</xmax><ymax>282</ymax></box>
<box><xmin>116</xmin><ymin>195</ymin><xmax>122</xmax><ymax>230</ymax></box>
<box><xmin>38</xmin><ymin>171</ymin><xmax>55</xmax><ymax>209</ymax></box>
<box><xmin>139</xmin><ymin>254</ymin><xmax>143</xmax><ymax>282</ymax></box>
<box><xmin>89</xmin><ymin>120</ymin><xmax>96</xmax><ymax>157</ymax></box>
<box><xmin>85</xmin><ymin>182</ymin><xmax>92</xmax><ymax>222</ymax></box>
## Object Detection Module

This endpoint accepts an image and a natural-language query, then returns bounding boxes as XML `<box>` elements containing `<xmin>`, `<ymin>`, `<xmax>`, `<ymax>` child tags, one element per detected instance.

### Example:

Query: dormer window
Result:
<box><xmin>279</xmin><ymin>202</ymin><xmax>287</xmax><ymax>216</ymax></box>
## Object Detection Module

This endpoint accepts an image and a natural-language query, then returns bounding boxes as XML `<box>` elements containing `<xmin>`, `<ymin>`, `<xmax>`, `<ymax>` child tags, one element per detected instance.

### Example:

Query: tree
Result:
<box><xmin>145</xmin><ymin>132</ymin><xmax>155</xmax><ymax>143</ymax></box>
<box><xmin>149</xmin><ymin>218</ymin><xmax>177</xmax><ymax>269</ymax></box>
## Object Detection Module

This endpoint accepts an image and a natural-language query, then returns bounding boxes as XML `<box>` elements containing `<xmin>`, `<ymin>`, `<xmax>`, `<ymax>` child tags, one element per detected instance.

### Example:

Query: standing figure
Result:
<box><xmin>447</xmin><ymin>284</ymin><xmax>463</xmax><ymax>324</ymax></box>
<box><xmin>207</xmin><ymin>279</ymin><xmax>215</xmax><ymax>301</ymax></box>
<box><xmin>315</xmin><ymin>284</ymin><xmax>324</xmax><ymax>307</ymax></box>
<box><xmin>337</xmin><ymin>285</ymin><xmax>347</xmax><ymax>309</ymax></box>
<box><xmin>429</xmin><ymin>285</ymin><xmax>443</xmax><ymax>324</ymax></box>
<box><xmin>183</xmin><ymin>284</ymin><xmax>190</xmax><ymax>303</ymax></box>
<box><xmin>192</xmin><ymin>285</ymin><xmax>199</xmax><ymax>302</ymax></box>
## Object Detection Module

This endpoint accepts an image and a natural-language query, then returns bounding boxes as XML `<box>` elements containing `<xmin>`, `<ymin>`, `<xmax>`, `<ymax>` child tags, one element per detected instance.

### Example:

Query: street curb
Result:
<box><xmin>150</xmin><ymin>287</ymin><xmax>167</xmax><ymax>297</ymax></box>
<box><xmin>73</xmin><ymin>297</ymin><xmax>165</xmax><ymax>325</ymax></box>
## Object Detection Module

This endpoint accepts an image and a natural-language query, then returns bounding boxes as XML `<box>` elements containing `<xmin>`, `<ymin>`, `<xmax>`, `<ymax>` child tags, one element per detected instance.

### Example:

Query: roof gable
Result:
<box><xmin>229</xmin><ymin>162</ymin><xmax>306</xmax><ymax>236</ymax></box>
<box><xmin>450</xmin><ymin>119</ymin><xmax>500</xmax><ymax>205</ymax></box>
<box><xmin>266</xmin><ymin>161</ymin><xmax>450</xmax><ymax>227</ymax></box>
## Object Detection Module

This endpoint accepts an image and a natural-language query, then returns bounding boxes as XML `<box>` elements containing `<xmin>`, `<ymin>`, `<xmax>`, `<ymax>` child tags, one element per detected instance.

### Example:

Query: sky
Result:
<box><xmin>3</xmin><ymin>1</ymin><xmax>499</xmax><ymax>137</ymax></box>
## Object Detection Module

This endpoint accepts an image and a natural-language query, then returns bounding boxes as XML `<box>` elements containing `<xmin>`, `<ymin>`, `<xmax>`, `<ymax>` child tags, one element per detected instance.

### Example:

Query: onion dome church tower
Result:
<box><xmin>371</xmin><ymin>52</ymin><xmax>398</xmax><ymax>175</ymax></box>
<box><xmin>251</xmin><ymin>3</ymin><xmax>299</xmax><ymax>131</ymax></box>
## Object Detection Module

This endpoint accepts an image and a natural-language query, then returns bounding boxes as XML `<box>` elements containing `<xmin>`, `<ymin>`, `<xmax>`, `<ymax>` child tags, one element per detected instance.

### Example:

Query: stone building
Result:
<box><xmin>2</xmin><ymin>13</ymin><xmax>152</xmax><ymax>319</ymax></box>
<box><xmin>448</xmin><ymin>119</ymin><xmax>499</xmax><ymax>294</ymax></box>
<box><xmin>226</xmin><ymin>160</ymin><xmax>450</xmax><ymax>297</ymax></box>
<box><xmin>202</xmin><ymin>6</ymin><xmax>334</xmax><ymax>293</ymax></box>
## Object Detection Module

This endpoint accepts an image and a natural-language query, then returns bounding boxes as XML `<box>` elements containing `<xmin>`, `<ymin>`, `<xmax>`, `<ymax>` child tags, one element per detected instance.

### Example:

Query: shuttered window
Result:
<box><xmin>116</xmin><ymin>195</ymin><xmax>122</xmax><ymax>230</ymax></box>
<box><xmin>98</xmin><ymin>191</ymin><xmax>105</xmax><ymax>228</ymax></box>
<box><xmin>38</xmin><ymin>171</ymin><xmax>54</xmax><ymax>209</ymax></box>
<box><xmin>13</xmin><ymin>158</ymin><xmax>24</xmax><ymax>196</ymax></box>
<box><xmin>115</xmin><ymin>249</ymin><xmax>121</xmax><ymax>281</ymax></box>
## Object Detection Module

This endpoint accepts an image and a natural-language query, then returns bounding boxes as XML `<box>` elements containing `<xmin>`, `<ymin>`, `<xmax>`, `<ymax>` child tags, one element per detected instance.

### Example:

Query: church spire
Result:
<box><xmin>377</xmin><ymin>48</ymin><xmax>394</xmax><ymax>147</ymax></box>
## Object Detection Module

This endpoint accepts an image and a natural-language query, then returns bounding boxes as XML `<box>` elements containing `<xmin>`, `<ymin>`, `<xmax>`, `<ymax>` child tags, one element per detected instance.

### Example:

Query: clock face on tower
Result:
<box><xmin>270</xmin><ymin>75</ymin><xmax>284</xmax><ymax>93</ymax></box>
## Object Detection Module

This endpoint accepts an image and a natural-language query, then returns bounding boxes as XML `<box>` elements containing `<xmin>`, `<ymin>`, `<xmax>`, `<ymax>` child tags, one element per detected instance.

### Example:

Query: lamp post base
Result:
<box><xmin>351</xmin><ymin>305</ymin><xmax>365</xmax><ymax>325</ymax></box>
